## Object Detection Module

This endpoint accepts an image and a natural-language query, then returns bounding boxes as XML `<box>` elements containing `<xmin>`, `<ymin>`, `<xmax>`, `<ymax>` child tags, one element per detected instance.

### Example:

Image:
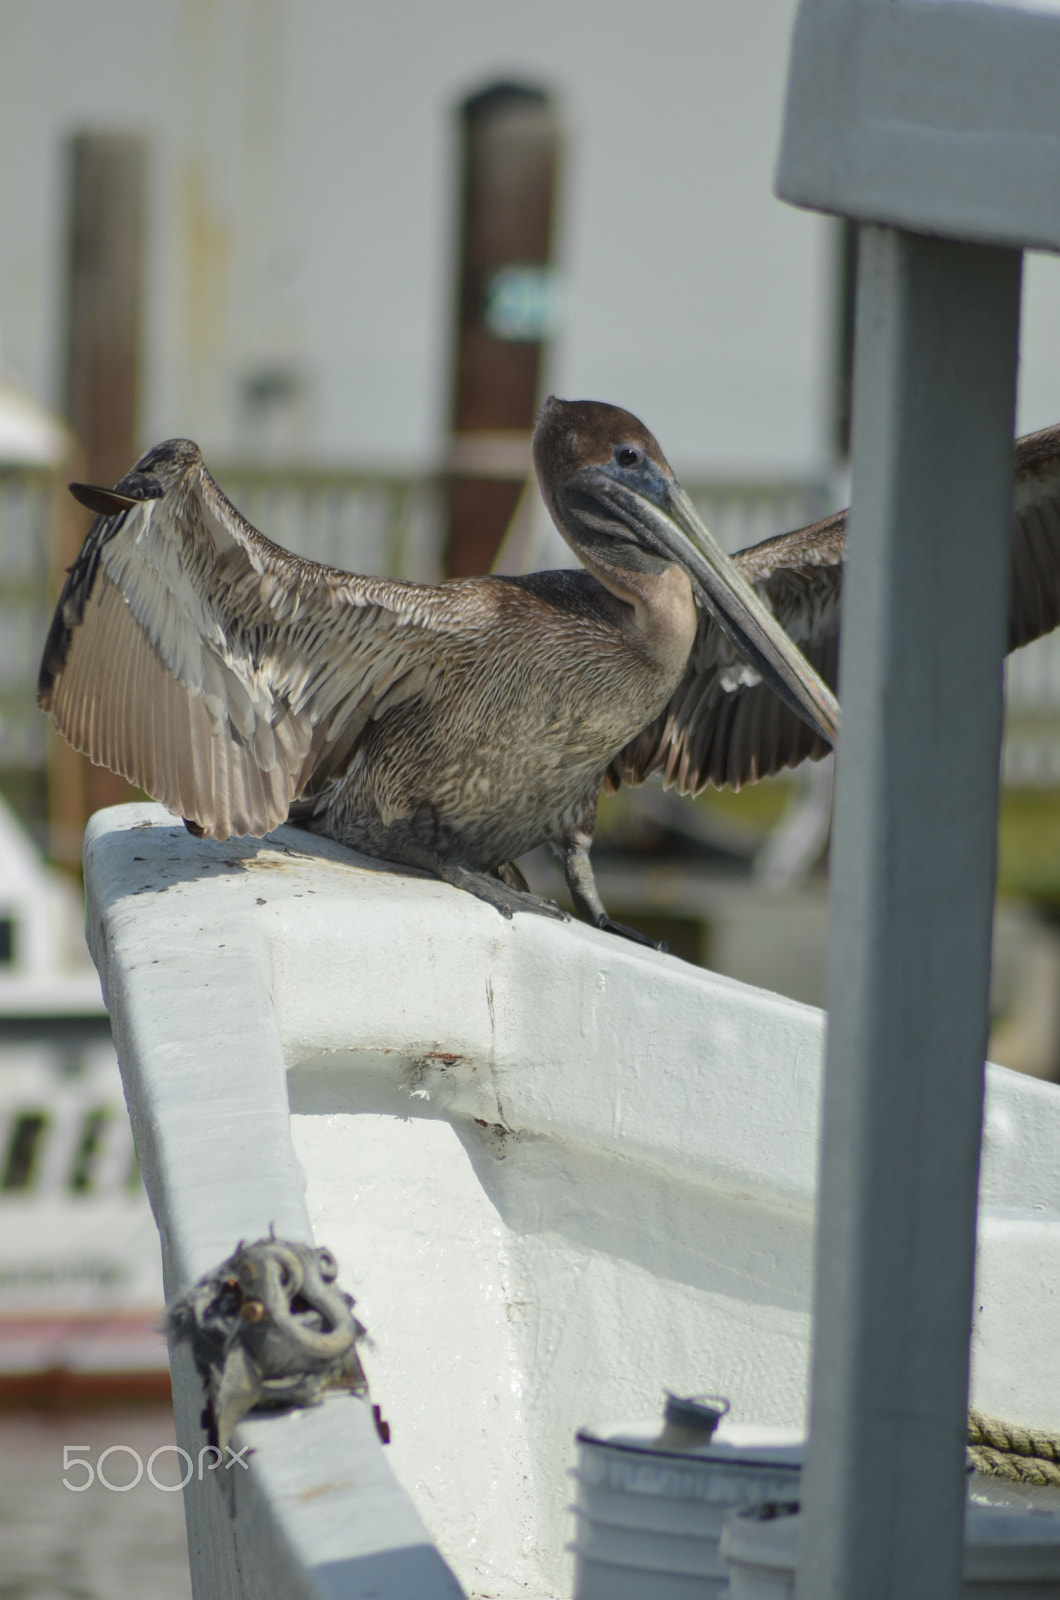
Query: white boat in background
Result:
<box><xmin>0</xmin><ymin>792</ymin><xmax>167</xmax><ymax>1401</ymax></box>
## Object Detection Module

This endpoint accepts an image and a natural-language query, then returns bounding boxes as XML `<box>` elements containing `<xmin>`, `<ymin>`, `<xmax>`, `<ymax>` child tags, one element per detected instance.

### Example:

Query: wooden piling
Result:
<box><xmin>52</xmin><ymin>132</ymin><xmax>147</xmax><ymax>858</ymax></box>
<box><xmin>445</xmin><ymin>85</ymin><xmax>559</xmax><ymax>578</ymax></box>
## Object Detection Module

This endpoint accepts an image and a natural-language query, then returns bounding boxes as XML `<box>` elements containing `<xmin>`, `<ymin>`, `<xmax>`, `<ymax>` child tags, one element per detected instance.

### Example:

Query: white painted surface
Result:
<box><xmin>84</xmin><ymin>805</ymin><xmax>463</xmax><ymax>1600</ymax></box>
<box><xmin>720</xmin><ymin>1502</ymin><xmax>1060</xmax><ymax>1598</ymax></box>
<box><xmin>82</xmin><ymin>804</ymin><xmax>1060</xmax><ymax>1599</ymax></box>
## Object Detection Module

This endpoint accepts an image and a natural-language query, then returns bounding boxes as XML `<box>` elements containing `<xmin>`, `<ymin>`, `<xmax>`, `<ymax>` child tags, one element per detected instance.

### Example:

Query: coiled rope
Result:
<box><xmin>968</xmin><ymin>1408</ymin><xmax>1060</xmax><ymax>1487</ymax></box>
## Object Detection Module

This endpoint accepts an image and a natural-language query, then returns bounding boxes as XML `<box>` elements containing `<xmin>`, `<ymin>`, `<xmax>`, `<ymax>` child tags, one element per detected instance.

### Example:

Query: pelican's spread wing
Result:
<box><xmin>615</xmin><ymin>421</ymin><xmax>1060</xmax><ymax>795</ymax></box>
<box><xmin>39</xmin><ymin>439</ymin><xmax>467</xmax><ymax>839</ymax></box>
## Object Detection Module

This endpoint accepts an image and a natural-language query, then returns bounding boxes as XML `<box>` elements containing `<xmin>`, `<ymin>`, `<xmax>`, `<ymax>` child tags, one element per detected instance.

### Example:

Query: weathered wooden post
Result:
<box><xmin>51</xmin><ymin>131</ymin><xmax>147</xmax><ymax>859</ymax></box>
<box><xmin>445</xmin><ymin>84</ymin><xmax>559</xmax><ymax>578</ymax></box>
<box><xmin>775</xmin><ymin>2</ymin><xmax>1060</xmax><ymax>1595</ymax></box>
<box><xmin>64</xmin><ymin>133</ymin><xmax>146</xmax><ymax>495</ymax></box>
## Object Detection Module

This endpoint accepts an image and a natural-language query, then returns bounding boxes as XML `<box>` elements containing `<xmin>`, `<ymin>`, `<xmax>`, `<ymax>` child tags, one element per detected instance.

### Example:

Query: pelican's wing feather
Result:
<box><xmin>39</xmin><ymin>439</ymin><xmax>473</xmax><ymax>839</ymax></box>
<box><xmin>615</xmin><ymin>422</ymin><xmax>1060</xmax><ymax>795</ymax></box>
<box><xmin>1009</xmin><ymin>423</ymin><xmax>1060</xmax><ymax>652</ymax></box>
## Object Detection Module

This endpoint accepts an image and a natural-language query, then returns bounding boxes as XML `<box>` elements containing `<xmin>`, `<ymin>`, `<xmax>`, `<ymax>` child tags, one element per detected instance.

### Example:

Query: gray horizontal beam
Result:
<box><xmin>777</xmin><ymin>0</ymin><xmax>1060</xmax><ymax>253</ymax></box>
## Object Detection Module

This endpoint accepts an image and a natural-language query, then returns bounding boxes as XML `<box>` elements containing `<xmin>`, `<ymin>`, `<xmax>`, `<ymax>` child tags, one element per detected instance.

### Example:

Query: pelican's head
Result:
<box><xmin>533</xmin><ymin>396</ymin><xmax>839</xmax><ymax>746</ymax></box>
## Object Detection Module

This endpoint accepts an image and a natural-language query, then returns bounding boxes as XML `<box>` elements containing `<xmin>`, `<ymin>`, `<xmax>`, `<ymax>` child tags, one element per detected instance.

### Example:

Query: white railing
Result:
<box><xmin>685</xmin><ymin>477</ymin><xmax>833</xmax><ymax>555</ymax></box>
<box><xmin>212</xmin><ymin>463</ymin><xmax>446</xmax><ymax>582</ymax></box>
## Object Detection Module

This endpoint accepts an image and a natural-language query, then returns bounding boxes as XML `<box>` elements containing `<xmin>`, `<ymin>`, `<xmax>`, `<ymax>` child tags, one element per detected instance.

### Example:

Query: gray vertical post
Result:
<box><xmin>794</xmin><ymin>227</ymin><xmax>1022</xmax><ymax>1599</ymax></box>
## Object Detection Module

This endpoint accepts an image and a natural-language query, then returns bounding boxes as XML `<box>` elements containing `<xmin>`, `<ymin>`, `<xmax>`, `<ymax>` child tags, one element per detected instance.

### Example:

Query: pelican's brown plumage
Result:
<box><xmin>616</xmin><ymin>420</ymin><xmax>1060</xmax><ymax>800</ymax></box>
<box><xmin>39</xmin><ymin>396</ymin><xmax>845</xmax><ymax>944</ymax></box>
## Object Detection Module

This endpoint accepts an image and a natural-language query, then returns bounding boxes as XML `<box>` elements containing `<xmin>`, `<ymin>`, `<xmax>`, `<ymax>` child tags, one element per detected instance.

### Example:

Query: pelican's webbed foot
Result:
<box><xmin>557</xmin><ymin>838</ymin><xmax>668</xmax><ymax>952</ymax></box>
<box><xmin>443</xmin><ymin>862</ymin><xmax>570</xmax><ymax>924</ymax></box>
<box><xmin>377</xmin><ymin>836</ymin><xmax>569</xmax><ymax>923</ymax></box>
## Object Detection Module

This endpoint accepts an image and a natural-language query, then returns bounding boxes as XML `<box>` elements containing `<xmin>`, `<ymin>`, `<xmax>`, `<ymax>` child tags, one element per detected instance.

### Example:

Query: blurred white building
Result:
<box><xmin>2</xmin><ymin>0</ymin><xmax>1058</xmax><ymax>478</ymax></box>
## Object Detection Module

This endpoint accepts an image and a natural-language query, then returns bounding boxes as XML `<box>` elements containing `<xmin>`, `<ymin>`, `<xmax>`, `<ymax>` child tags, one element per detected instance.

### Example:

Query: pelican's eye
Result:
<box><xmin>615</xmin><ymin>444</ymin><xmax>644</xmax><ymax>470</ymax></box>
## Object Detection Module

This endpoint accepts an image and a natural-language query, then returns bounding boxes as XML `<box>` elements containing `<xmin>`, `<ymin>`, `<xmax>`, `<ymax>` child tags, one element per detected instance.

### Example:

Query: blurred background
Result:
<box><xmin>5</xmin><ymin>2</ymin><xmax>1060</xmax><ymax>1594</ymax></box>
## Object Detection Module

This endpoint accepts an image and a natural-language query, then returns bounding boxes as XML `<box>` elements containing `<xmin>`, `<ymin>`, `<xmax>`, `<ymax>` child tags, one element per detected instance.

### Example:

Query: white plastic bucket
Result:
<box><xmin>719</xmin><ymin>1502</ymin><xmax>1060</xmax><ymax>1598</ymax></box>
<box><xmin>570</xmin><ymin>1420</ymin><xmax>802</xmax><ymax>1600</ymax></box>
<box><xmin>717</xmin><ymin>1503</ymin><xmax>798</xmax><ymax>1599</ymax></box>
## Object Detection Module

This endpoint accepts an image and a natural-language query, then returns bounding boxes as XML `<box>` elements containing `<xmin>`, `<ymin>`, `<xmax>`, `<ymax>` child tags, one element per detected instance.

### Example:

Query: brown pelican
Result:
<box><xmin>38</xmin><ymin>397</ymin><xmax>840</xmax><ymax>945</ymax></box>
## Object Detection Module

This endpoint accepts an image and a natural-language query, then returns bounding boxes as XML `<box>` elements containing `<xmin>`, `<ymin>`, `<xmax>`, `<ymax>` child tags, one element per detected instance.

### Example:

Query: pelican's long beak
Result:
<box><xmin>588</xmin><ymin>473</ymin><xmax>840</xmax><ymax>746</ymax></box>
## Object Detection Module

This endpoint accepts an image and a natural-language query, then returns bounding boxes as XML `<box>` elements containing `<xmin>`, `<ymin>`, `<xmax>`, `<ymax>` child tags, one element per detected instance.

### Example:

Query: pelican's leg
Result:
<box><xmin>378</xmin><ymin>834</ymin><xmax>569</xmax><ymax>923</ymax></box>
<box><xmin>495</xmin><ymin>860</ymin><xmax>531</xmax><ymax>893</ymax></box>
<box><xmin>558</xmin><ymin>837</ymin><xmax>667</xmax><ymax>952</ymax></box>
